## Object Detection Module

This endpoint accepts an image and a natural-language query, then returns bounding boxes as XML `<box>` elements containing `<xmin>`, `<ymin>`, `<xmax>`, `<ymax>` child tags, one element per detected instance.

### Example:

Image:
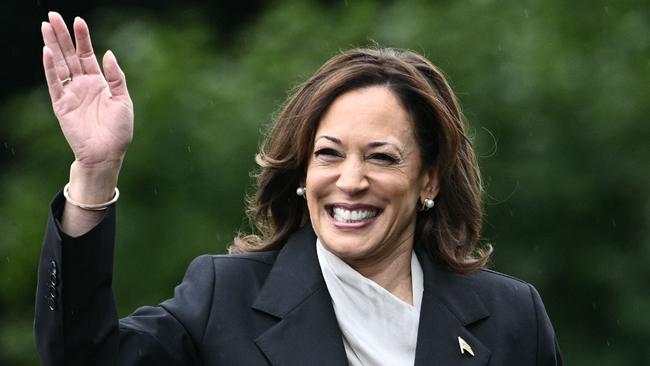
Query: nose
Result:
<box><xmin>336</xmin><ymin>156</ymin><xmax>369</xmax><ymax>195</ymax></box>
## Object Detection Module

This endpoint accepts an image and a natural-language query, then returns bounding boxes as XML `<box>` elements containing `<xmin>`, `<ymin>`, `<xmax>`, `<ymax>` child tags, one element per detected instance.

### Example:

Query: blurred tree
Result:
<box><xmin>1</xmin><ymin>1</ymin><xmax>648</xmax><ymax>365</ymax></box>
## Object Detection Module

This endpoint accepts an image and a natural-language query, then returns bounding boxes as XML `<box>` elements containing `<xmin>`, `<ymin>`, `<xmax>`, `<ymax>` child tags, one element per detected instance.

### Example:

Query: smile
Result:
<box><xmin>326</xmin><ymin>204</ymin><xmax>381</xmax><ymax>224</ymax></box>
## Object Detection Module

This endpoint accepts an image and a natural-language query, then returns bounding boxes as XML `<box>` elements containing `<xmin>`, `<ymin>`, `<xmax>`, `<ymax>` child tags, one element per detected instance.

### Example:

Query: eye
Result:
<box><xmin>314</xmin><ymin>148</ymin><xmax>342</xmax><ymax>159</ymax></box>
<box><xmin>368</xmin><ymin>153</ymin><xmax>398</xmax><ymax>164</ymax></box>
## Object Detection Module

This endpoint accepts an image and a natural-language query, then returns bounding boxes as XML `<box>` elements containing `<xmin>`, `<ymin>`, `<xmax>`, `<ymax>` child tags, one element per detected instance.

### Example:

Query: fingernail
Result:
<box><xmin>74</xmin><ymin>16</ymin><xmax>82</xmax><ymax>22</ymax></box>
<box><xmin>41</xmin><ymin>21</ymin><xmax>48</xmax><ymax>27</ymax></box>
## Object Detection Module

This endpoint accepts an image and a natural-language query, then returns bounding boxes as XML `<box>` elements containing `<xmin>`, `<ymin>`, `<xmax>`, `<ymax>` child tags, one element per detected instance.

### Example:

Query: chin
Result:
<box><xmin>318</xmin><ymin>232</ymin><xmax>378</xmax><ymax>259</ymax></box>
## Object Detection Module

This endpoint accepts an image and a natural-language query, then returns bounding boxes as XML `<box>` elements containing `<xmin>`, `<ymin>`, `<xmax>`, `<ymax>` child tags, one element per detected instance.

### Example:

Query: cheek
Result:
<box><xmin>306</xmin><ymin>165</ymin><xmax>337</xmax><ymax>192</ymax></box>
<box><xmin>386</xmin><ymin>187</ymin><xmax>421</xmax><ymax>216</ymax></box>
<box><xmin>371</xmin><ymin>172</ymin><xmax>418</xmax><ymax>199</ymax></box>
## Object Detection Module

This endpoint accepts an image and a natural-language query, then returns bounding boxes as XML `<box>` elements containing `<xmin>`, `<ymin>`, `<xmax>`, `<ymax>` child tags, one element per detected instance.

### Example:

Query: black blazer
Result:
<box><xmin>36</xmin><ymin>193</ymin><xmax>563</xmax><ymax>365</ymax></box>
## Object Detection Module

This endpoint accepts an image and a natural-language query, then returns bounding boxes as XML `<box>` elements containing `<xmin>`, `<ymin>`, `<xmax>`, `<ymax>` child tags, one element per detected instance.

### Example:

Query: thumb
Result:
<box><xmin>103</xmin><ymin>50</ymin><xmax>129</xmax><ymax>98</ymax></box>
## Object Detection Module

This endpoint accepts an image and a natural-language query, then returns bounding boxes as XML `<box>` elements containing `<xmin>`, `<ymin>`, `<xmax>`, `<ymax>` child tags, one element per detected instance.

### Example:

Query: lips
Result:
<box><xmin>326</xmin><ymin>204</ymin><xmax>382</xmax><ymax>224</ymax></box>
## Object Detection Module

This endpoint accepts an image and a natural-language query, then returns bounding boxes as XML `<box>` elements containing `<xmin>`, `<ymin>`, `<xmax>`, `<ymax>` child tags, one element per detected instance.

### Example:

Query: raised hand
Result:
<box><xmin>42</xmin><ymin>11</ymin><xmax>133</xmax><ymax>170</ymax></box>
<box><xmin>42</xmin><ymin>12</ymin><xmax>134</xmax><ymax>235</ymax></box>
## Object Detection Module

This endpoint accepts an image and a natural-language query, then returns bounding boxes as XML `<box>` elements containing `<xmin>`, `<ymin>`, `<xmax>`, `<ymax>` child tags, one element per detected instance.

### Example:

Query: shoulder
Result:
<box><xmin>191</xmin><ymin>250</ymin><xmax>278</xmax><ymax>272</ymax></box>
<box><xmin>462</xmin><ymin>267</ymin><xmax>557</xmax><ymax>340</ymax></box>
<box><xmin>470</xmin><ymin>268</ymin><xmax>533</xmax><ymax>292</ymax></box>
<box><xmin>466</xmin><ymin>268</ymin><xmax>539</xmax><ymax>310</ymax></box>
<box><xmin>468</xmin><ymin>267</ymin><xmax>556</xmax><ymax>321</ymax></box>
<box><xmin>464</xmin><ymin>268</ymin><xmax>563</xmax><ymax>364</ymax></box>
<box><xmin>185</xmin><ymin>251</ymin><xmax>279</xmax><ymax>291</ymax></box>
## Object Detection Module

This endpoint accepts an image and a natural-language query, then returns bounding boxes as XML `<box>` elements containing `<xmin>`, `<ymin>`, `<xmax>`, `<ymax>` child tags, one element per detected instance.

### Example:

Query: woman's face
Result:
<box><xmin>305</xmin><ymin>86</ymin><xmax>438</xmax><ymax>267</ymax></box>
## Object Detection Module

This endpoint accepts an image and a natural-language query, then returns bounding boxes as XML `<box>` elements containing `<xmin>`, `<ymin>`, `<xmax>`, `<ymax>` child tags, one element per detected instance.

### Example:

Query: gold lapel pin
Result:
<box><xmin>458</xmin><ymin>336</ymin><xmax>475</xmax><ymax>357</ymax></box>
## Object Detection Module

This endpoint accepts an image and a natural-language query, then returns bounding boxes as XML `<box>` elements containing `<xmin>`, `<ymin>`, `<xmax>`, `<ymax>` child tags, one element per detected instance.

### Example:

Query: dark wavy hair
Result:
<box><xmin>230</xmin><ymin>47</ymin><xmax>492</xmax><ymax>274</ymax></box>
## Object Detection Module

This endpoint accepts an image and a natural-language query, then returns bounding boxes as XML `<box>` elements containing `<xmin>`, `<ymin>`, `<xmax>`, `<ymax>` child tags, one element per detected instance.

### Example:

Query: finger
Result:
<box><xmin>103</xmin><ymin>51</ymin><xmax>129</xmax><ymax>98</ymax></box>
<box><xmin>47</xmin><ymin>11</ymin><xmax>83</xmax><ymax>76</ymax></box>
<box><xmin>43</xmin><ymin>47</ymin><xmax>64</xmax><ymax>102</ymax></box>
<box><xmin>73</xmin><ymin>16</ymin><xmax>101</xmax><ymax>75</ymax></box>
<box><xmin>41</xmin><ymin>21</ymin><xmax>70</xmax><ymax>80</ymax></box>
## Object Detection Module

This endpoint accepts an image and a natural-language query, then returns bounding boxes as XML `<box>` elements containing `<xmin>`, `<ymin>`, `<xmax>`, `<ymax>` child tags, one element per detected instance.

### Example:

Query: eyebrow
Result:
<box><xmin>315</xmin><ymin>135</ymin><xmax>405</xmax><ymax>155</ymax></box>
<box><xmin>316</xmin><ymin>135</ymin><xmax>342</xmax><ymax>144</ymax></box>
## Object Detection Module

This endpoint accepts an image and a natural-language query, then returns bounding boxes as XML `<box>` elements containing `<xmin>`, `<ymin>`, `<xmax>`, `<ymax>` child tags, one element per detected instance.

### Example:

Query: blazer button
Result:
<box><xmin>48</xmin><ymin>285</ymin><xmax>56</xmax><ymax>299</ymax></box>
<box><xmin>46</xmin><ymin>258</ymin><xmax>58</xmax><ymax>310</ymax></box>
<box><xmin>48</xmin><ymin>259</ymin><xmax>57</xmax><ymax>281</ymax></box>
<box><xmin>47</xmin><ymin>297</ymin><xmax>56</xmax><ymax>311</ymax></box>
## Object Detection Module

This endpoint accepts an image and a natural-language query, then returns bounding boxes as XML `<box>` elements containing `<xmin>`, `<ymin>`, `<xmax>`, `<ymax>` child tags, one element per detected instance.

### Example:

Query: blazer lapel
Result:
<box><xmin>414</xmin><ymin>246</ymin><xmax>492</xmax><ymax>366</ymax></box>
<box><xmin>251</xmin><ymin>228</ymin><xmax>492</xmax><ymax>366</ymax></box>
<box><xmin>252</xmin><ymin>226</ymin><xmax>348</xmax><ymax>366</ymax></box>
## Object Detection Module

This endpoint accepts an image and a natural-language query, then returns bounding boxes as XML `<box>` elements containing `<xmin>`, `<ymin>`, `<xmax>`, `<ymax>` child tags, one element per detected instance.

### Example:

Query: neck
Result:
<box><xmin>348</xmin><ymin>242</ymin><xmax>414</xmax><ymax>305</ymax></box>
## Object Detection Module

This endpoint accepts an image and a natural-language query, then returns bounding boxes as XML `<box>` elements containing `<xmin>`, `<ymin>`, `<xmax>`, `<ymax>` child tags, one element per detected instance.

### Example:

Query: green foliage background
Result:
<box><xmin>1</xmin><ymin>1</ymin><xmax>648</xmax><ymax>364</ymax></box>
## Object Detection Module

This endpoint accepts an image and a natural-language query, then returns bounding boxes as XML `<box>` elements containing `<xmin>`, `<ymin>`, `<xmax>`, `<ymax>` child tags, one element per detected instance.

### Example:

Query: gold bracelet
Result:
<box><xmin>63</xmin><ymin>183</ymin><xmax>120</xmax><ymax>211</ymax></box>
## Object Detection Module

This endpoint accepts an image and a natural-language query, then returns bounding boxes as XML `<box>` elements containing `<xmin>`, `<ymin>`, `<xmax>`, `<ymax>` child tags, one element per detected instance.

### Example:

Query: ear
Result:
<box><xmin>419</xmin><ymin>166</ymin><xmax>440</xmax><ymax>200</ymax></box>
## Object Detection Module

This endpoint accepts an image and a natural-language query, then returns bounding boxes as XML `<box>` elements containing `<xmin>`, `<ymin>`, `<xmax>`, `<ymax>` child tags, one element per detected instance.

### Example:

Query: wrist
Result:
<box><xmin>68</xmin><ymin>160</ymin><xmax>123</xmax><ymax>204</ymax></box>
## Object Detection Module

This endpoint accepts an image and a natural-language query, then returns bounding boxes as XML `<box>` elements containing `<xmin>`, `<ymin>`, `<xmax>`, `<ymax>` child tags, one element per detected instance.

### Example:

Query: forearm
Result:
<box><xmin>36</xmin><ymin>192</ymin><xmax>119</xmax><ymax>365</ymax></box>
<box><xmin>36</xmin><ymin>195</ymin><xmax>207</xmax><ymax>365</ymax></box>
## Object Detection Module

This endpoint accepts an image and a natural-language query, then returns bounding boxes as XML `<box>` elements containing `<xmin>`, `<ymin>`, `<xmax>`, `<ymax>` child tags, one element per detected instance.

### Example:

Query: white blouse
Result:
<box><xmin>316</xmin><ymin>239</ymin><xmax>424</xmax><ymax>366</ymax></box>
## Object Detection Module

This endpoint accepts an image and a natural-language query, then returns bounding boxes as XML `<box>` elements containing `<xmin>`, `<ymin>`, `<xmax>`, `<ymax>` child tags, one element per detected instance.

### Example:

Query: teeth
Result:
<box><xmin>332</xmin><ymin>207</ymin><xmax>378</xmax><ymax>223</ymax></box>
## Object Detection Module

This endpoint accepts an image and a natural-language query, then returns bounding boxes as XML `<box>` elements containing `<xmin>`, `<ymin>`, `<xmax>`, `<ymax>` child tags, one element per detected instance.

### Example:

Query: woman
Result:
<box><xmin>35</xmin><ymin>11</ymin><xmax>563</xmax><ymax>366</ymax></box>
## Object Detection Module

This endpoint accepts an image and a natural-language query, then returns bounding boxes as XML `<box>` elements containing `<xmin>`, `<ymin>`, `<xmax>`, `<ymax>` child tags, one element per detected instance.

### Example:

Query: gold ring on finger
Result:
<box><xmin>61</xmin><ymin>77</ymin><xmax>72</xmax><ymax>86</ymax></box>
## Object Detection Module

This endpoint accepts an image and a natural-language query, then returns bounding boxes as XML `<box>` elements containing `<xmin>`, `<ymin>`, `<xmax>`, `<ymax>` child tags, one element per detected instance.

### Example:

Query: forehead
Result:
<box><xmin>315</xmin><ymin>86</ymin><xmax>415</xmax><ymax>144</ymax></box>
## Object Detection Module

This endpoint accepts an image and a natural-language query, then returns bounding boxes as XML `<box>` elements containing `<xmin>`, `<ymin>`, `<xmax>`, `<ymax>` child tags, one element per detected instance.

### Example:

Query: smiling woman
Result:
<box><xmin>232</xmin><ymin>49</ymin><xmax>489</xmax><ymax>277</ymax></box>
<box><xmin>35</xmin><ymin>12</ymin><xmax>563</xmax><ymax>366</ymax></box>
<box><xmin>308</xmin><ymin>87</ymin><xmax>427</xmax><ymax>301</ymax></box>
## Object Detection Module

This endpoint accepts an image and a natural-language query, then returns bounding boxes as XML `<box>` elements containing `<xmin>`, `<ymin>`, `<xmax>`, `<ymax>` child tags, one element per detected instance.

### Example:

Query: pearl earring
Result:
<box><xmin>419</xmin><ymin>197</ymin><xmax>435</xmax><ymax>211</ymax></box>
<box><xmin>424</xmin><ymin>198</ymin><xmax>435</xmax><ymax>209</ymax></box>
<box><xmin>296</xmin><ymin>187</ymin><xmax>306</xmax><ymax>197</ymax></box>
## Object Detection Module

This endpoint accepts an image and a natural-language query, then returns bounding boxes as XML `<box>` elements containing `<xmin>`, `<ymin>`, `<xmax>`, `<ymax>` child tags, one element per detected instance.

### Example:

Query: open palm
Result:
<box><xmin>42</xmin><ymin>12</ymin><xmax>133</xmax><ymax>168</ymax></box>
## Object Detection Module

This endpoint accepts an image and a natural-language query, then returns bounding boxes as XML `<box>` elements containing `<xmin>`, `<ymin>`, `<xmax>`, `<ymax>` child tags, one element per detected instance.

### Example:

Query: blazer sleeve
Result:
<box><xmin>528</xmin><ymin>284</ymin><xmax>564</xmax><ymax>366</ymax></box>
<box><xmin>35</xmin><ymin>192</ymin><xmax>216</xmax><ymax>366</ymax></box>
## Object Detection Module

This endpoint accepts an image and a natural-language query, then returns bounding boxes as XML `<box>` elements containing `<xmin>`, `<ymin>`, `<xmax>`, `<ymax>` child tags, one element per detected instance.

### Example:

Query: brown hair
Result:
<box><xmin>230</xmin><ymin>47</ymin><xmax>492</xmax><ymax>274</ymax></box>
